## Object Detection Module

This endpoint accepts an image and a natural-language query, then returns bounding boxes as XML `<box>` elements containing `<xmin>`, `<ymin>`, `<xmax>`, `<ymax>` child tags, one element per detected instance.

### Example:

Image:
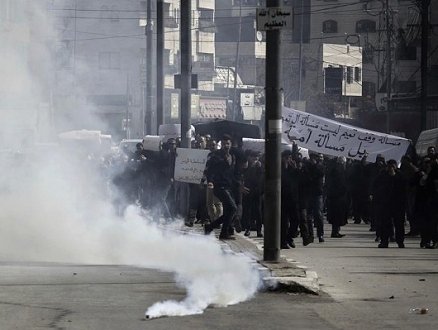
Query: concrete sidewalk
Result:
<box><xmin>189</xmin><ymin>223</ymin><xmax>320</xmax><ymax>295</ymax></box>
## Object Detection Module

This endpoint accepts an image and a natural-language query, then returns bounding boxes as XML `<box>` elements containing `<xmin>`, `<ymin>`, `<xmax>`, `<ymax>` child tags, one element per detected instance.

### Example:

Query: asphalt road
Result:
<box><xmin>0</xmin><ymin>261</ymin><xmax>334</xmax><ymax>330</ymax></box>
<box><xmin>249</xmin><ymin>221</ymin><xmax>438</xmax><ymax>329</ymax></box>
<box><xmin>0</xmin><ymin>222</ymin><xmax>437</xmax><ymax>330</ymax></box>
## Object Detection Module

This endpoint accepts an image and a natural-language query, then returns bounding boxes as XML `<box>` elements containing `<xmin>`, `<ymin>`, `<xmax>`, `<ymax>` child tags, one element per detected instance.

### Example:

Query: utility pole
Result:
<box><xmin>385</xmin><ymin>0</ymin><xmax>392</xmax><ymax>134</ymax></box>
<box><xmin>420</xmin><ymin>0</ymin><xmax>430</xmax><ymax>131</ymax></box>
<box><xmin>232</xmin><ymin>1</ymin><xmax>242</xmax><ymax>122</ymax></box>
<box><xmin>297</xmin><ymin>0</ymin><xmax>304</xmax><ymax>101</ymax></box>
<box><xmin>125</xmin><ymin>74</ymin><xmax>130</xmax><ymax>139</ymax></box>
<box><xmin>73</xmin><ymin>5</ymin><xmax>77</xmax><ymax>111</ymax></box>
<box><xmin>156</xmin><ymin>0</ymin><xmax>164</xmax><ymax>133</ymax></box>
<box><xmin>264</xmin><ymin>0</ymin><xmax>282</xmax><ymax>262</ymax></box>
<box><xmin>145</xmin><ymin>0</ymin><xmax>153</xmax><ymax>135</ymax></box>
<box><xmin>180</xmin><ymin>0</ymin><xmax>191</xmax><ymax>149</ymax></box>
<box><xmin>180</xmin><ymin>0</ymin><xmax>192</xmax><ymax>224</ymax></box>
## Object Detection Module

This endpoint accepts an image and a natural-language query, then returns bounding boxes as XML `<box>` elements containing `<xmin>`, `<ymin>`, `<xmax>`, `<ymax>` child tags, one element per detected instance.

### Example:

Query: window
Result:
<box><xmin>356</xmin><ymin>19</ymin><xmax>376</xmax><ymax>33</ymax></box>
<box><xmin>199</xmin><ymin>8</ymin><xmax>215</xmax><ymax>32</ymax></box>
<box><xmin>99</xmin><ymin>52</ymin><xmax>121</xmax><ymax>69</ymax></box>
<box><xmin>164</xmin><ymin>49</ymin><xmax>171</xmax><ymax>65</ymax></box>
<box><xmin>325</xmin><ymin>67</ymin><xmax>343</xmax><ymax>95</ymax></box>
<box><xmin>362</xmin><ymin>81</ymin><xmax>376</xmax><ymax>97</ymax></box>
<box><xmin>346</xmin><ymin>66</ymin><xmax>353</xmax><ymax>84</ymax></box>
<box><xmin>395</xmin><ymin>81</ymin><xmax>416</xmax><ymax>93</ymax></box>
<box><xmin>235</xmin><ymin>0</ymin><xmax>259</xmax><ymax>6</ymax></box>
<box><xmin>395</xmin><ymin>45</ymin><xmax>417</xmax><ymax>61</ymax></box>
<box><xmin>198</xmin><ymin>53</ymin><xmax>214</xmax><ymax>63</ymax></box>
<box><xmin>363</xmin><ymin>47</ymin><xmax>374</xmax><ymax>64</ymax></box>
<box><xmin>354</xmin><ymin>67</ymin><xmax>362</xmax><ymax>82</ymax></box>
<box><xmin>199</xmin><ymin>9</ymin><xmax>214</xmax><ymax>22</ymax></box>
<box><xmin>322</xmin><ymin>20</ymin><xmax>337</xmax><ymax>33</ymax></box>
<box><xmin>164</xmin><ymin>2</ymin><xmax>178</xmax><ymax>28</ymax></box>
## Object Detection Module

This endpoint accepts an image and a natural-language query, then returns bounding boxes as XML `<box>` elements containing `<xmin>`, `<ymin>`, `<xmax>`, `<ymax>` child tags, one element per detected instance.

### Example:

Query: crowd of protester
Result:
<box><xmin>98</xmin><ymin>133</ymin><xmax>438</xmax><ymax>250</ymax></box>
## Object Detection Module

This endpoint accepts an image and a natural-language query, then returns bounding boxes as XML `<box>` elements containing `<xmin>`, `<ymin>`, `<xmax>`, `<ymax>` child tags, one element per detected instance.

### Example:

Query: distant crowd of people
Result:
<box><xmin>99</xmin><ymin>133</ymin><xmax>438</xmax><ymax>250</ymax></box>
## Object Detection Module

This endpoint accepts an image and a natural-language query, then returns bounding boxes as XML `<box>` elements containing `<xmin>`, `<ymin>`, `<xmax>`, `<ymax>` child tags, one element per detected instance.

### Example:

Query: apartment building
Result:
<box><xmin>214</xmin><ymin>0</ymin><xmax>266</xmax><ymax>122</ymax></box>
<box><xmin>0</xmin><ymin>0</ymin><xmax>219</xmax><ymax>142</ymax></box>
<box><xmin>279</xmin><ymin>0</ymin><xmax>437</xmax><ymax>139</ymax></box>
<box><xmin>3</xmin><ymin>0</ymin><xmax>436</xmax><ymax>143</ymax></box>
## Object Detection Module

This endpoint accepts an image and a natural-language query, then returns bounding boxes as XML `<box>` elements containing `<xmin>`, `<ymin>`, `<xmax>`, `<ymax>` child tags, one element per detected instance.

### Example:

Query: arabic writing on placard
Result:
<box><xmin>281</xmin><ymin>107</ymin><xmax>411</xmax><ymax>162</ymax></box>
<box><xmin>174</xmin><ymin>148</ymin><xmax>210</xmax><ymax>184</ymax></box>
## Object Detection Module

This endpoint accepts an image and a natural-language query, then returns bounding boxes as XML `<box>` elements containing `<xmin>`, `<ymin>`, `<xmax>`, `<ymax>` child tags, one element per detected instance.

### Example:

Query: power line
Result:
<box><xmin>49</xmin><ymin>1</ymin><xmax>374</xmax><ymax>19</ymax></box>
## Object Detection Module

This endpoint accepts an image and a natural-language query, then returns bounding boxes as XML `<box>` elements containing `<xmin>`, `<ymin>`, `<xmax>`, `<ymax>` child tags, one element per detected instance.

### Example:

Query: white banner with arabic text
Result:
<box><xmin>282</xmin><ymin>107</ymin><xmax>411</xmax><ymax>162</ymax></box>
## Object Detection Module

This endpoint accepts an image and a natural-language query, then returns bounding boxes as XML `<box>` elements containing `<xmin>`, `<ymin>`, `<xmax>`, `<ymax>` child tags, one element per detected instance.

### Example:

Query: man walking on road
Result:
<box><xmin>307</xmin><ymin>153</ymin><xmax>326</xmax><ymax>242</ymax></box>
<box><xmin>204</xmin><ymin>134</ymin><xmax>247</xmax><ymax>240</ymax></box>
<box><xmin>372</xmin><ymin>159</ymin><xmax>407</xmax><ymax>248</ymax></box>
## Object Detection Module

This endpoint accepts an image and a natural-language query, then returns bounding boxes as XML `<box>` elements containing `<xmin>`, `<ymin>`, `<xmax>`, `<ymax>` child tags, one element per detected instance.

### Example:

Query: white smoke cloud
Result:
<box><xmin>0</xmin><ymin>150</ymin><xmax>263</xmax><ymax>318</ymax></box>
<box><xmin>0</xmin><ymin>0</ymin><xmax>264</xmax><ymax>318</ymax></box>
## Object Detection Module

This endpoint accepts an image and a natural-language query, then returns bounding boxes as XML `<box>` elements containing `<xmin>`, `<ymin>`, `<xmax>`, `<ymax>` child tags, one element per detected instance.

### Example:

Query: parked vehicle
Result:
<box><xmin>415</xmin><ymin>128</ymin><xmax>438</xmax><ymax>157</ymax></box>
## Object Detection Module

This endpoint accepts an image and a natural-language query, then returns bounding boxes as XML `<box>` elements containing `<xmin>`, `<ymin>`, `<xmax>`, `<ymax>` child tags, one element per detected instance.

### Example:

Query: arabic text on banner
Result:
<box><xmin>282</xmin><ymin>107</ymin><xmax>411</xmax><ymax>162</ymax></box>
<box><xmin>174</xmin><ymin>148</ymin><xmax>210</xmax><ymax>184</ymax></box>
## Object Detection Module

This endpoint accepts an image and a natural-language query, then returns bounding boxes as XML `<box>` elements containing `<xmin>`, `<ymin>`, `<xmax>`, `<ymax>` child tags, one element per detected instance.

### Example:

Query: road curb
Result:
<box><xmin>185</xmin><ymin>224</ymin><xmax>320</xmax><ymax>295</ymax></box>
<box><xmin>239</xmin><ymin>234</ymin><xmax>320</xmax><ymax>295</ymax></box>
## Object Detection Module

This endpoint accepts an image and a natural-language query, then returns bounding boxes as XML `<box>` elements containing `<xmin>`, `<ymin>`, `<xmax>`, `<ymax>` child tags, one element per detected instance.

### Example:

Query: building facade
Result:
<box><xmin>51</xmin><ymin>0</ymin><xmax>218</xmax><ymax>140</ymax></box>
<box><xmin>1</xmin><ymin>0</ymin><xmax>437</xmax><ymax>145</ymax></box>
<box><xmin>282</xmin><ymin>0</ymin><xmax>438</xmax><ymax>140</ymax></box>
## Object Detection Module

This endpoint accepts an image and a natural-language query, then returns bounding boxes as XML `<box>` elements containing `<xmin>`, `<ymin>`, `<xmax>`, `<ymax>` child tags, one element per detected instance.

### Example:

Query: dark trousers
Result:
<box><xmin>187</xmin><ymin>183</ymin><xmax>199</xmax><ymax>224</ymax></box>
<box><xmin>197</xmin><ymin>185</ymin><xmax>208</xmax><ymax>222</ymax></box>
<box><xmin>299</xmin><ymin>206</ymin><xmax>309</xmax><ymax>237</ymax></box>
<box><xmin>232</xmin><ymin>186</ymin><xmax>243</xmax><ymax>229</ymax></box>
<box><xmin>281</xmin><ymin>198</ymin><xmax>300</xmax><ymax>246</ymax></box>
<box><xmin>351</xmin><ymin>189</ymin><xmax>367</xmax><ymax>222</ymax></box>
<box><xmin>307</xmin><ymin>195</ymin><xmax>324</xmax><ymax>237</ymax></box>
<box><xmin>380</xmin><ymin>211</ymin><xmax>404</xmax><ymax>245</ymax></box>
<box><xmin>210</xmin><ymin>187</ymin><xmax>237</xmax><ymax>236</ymax></box>
<box><xmin>420</xmin><ymin>207</ymin><xmax>438</xmax><ymax>244</ymax></box>
<box><xmin>152</xmin><ymin>183</ymin><xmax>173</xmax><ymax>221</ymax></box>
<box><xmin>242</xmin><ymin>192</ymin><xmax>262</xmax><ymax>232</ymax></box>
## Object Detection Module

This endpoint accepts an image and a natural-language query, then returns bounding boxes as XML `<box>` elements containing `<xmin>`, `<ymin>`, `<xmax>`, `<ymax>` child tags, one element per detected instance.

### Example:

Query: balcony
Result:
<box><xmin>164</xmin><ymin>15</ymin><xmax>178</xmax><ymax>28</ymax></box>
<box><xmin>198</xmin><ymin>20</ymin><xmax>216</xmax><ymax>33</ymax></box>
<box><xmin>165</xmin><ymin>64</ymin><xmax>178</xmax><ymax>75</ymax></box>
<box><xmin>193</xmin><ymin>61</ymin><xmax>215</xmax><ymax>72</ymax></box>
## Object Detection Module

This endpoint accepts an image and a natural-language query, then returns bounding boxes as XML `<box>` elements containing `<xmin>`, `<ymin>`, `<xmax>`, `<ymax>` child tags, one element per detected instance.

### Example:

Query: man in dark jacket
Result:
<box><xmin>365</xmin><ymin>153</ymin><xmax>386</xmax><ymax>234</ymax></box>
<box><xmin>326</xmin><ymin>156</ymin><xmax>348</xmax><ymax>237</ymax></box>
<box><xmin>372</xmin><ymin>159</ymin><xmax>407</xmax><ymax>248</ymax></box>
<box><xmin>307</xmin><ymin>153</ymin><xmax>326</xmax><ymax>242</ymax></box>
<box><xmin>419</xmin><ymin>157</ymin><xmax>438</xmax><ymax>248</ymax></box>
<box><xmin>150</xmin><ymin>141</ymin><xmax>174</xmax><ymax>222</ymax></box>
<box><xmin>242</xmin><ymin>150</ymin><xmax>263</xmax><ymax>237</ymax></box>
<box><xmin>281</xmin><ymin>150</ymin><xmax>300</xmax><ymax>249</ymax></box>
<box><xmin>204</xmin><ymin>134</ymin><xmax>245</xmax><ymax>240</ymax></box>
